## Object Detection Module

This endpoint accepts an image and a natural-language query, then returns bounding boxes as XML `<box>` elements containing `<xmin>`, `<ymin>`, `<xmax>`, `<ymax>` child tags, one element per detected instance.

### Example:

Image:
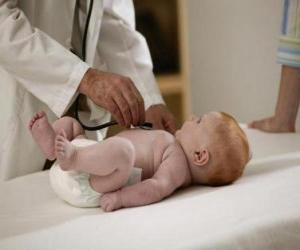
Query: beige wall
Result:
<box><xmin>186</xmin><ymin>0</ymin><xmax>285</xmax><ymax>124</ymax></box>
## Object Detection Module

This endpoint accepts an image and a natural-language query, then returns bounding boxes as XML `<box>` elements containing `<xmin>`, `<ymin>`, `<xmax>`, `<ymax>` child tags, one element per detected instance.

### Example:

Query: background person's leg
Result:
<box><xmin>249</xmin><ymin>66</ymin><xmax>300</xmax><ymax>132</ymax></box>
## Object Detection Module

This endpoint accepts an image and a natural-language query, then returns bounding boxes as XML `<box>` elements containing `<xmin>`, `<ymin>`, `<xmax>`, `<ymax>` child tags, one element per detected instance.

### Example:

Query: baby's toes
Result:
<box><xmin>55</xmin><ymin>136</ymin><xmax>66</xmax><ymax>146</ymax></box>
<box><xmin>56</xmin><ymin>145</ymin><xmax>65</xmax><ymax>153</ymax></box>
<box><xmin>55</xmin><ymin>142</ymin><xmax>62</xmax><ymax>152</ymax></box>
<box><xmin>33</xmin><ymin>113</ymin><xmax>39</xmax><ymax>120</ymax></box>
<box><xmin>37</xmin><ymin>111</ymin><xmax>45</xmax><ymax>117</ymax></box>
<box><xmin>56</xmin><ymin>150</ymin><xmax>65</xmax><ymax>159</ymax></box>
<box><xmin>56</xmin><ymin>143</ymin><xmax>66</xmax><ymax>153</ymax></box>
<box><xmin>57</xmin><ymin>129</ymin><xmax>67</xmax><ymax>138</ymax></box>
<box><xmin>29</xmin><ymin>115</ymin><xmax>38</xmax><ymax>130</ymax></box>
<box><xmin>56</xmin><ymin>135</ymin><xmax>64</xmax><ymax>141</ymax></box>
<box><xmin>55</xmin><ymin>140</ymin><xmax>64</xmax><ymax>147</ymax></box>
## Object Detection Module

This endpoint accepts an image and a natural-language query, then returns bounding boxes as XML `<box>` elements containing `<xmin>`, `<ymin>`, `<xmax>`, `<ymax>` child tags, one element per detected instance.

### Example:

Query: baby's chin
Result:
<box><xmin>174</xmin><ymin>130</ymin><xmax>181</xmax><ymax>140</ymax></box>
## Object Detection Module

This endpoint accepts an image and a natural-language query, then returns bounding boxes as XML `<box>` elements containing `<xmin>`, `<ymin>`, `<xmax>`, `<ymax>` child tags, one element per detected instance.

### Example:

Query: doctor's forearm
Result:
<box><xmin>0</xmin><ymin>1</ymin><xmax>90</xmax><ymax>117</ymax></box>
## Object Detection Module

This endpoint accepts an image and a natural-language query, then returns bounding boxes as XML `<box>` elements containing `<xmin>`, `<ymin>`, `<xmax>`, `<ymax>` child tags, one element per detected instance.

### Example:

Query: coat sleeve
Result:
<box><xmin>277</xmin><ymin>0</ymin><xmax>300</xmax><ymax>68</ymax></box>
<box><xmin>0</xmin><ymin>0</ymin><xmax>90</xmax><ymax>117</ymax></box>
<box><xmin>97</xmin><ymin>1</ymin><xmax>164</xmax><ymax>110</ymax></box>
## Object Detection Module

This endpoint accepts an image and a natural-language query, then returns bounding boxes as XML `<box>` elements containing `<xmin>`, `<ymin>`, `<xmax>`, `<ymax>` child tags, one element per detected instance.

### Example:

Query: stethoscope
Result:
<box><xmin>73</xmin><ymin>0</ymin><xmax>152</xmax><ymax>131</ymax></box>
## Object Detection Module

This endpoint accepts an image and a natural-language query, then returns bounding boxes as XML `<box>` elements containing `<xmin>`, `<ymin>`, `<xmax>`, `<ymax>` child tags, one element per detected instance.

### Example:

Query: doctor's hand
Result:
<box><xmin>79</xmin><ymin>68</ymin><xmax>145</xmax><ymax>127</ymax></box>
<box><xmin>145</xmin><ymin>104</ymin><xmax>177</xmax><ymax>134</ymax></box>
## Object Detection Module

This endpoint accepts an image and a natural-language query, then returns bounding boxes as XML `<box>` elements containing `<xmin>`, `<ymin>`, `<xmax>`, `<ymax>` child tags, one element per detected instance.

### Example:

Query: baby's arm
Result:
<box><xmin>101</xmin><ymin>144</ymin><xmax>189</xmax><ymax>212</ymax></box>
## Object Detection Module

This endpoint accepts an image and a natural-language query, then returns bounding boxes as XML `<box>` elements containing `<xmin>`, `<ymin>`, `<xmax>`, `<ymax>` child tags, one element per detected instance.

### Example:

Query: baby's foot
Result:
<box><xmin>55</xmin><ymin>130</ymin><xmax>77</xmax><ymax>171</ymax></box>
<box><xmin>29</xmin><ymin>111</ymin><xmax>56</xmax><ymax>160</ymax></box>
<box><xmin>248</xmin><ymin>116</ymin><xmax>295</xmax><ymax>133</ymax></box>
<box><xmin>100</xmin><ymin>191</ymin><xmax>122</xmax><ymax>212</ymax></box>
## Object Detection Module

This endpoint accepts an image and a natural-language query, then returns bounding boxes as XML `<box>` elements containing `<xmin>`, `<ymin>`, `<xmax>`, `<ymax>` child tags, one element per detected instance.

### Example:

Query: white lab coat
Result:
<box><xmin>0</xmin><ymin>0</ymin><xmax>163</xmax><ymax>181</ymax></box>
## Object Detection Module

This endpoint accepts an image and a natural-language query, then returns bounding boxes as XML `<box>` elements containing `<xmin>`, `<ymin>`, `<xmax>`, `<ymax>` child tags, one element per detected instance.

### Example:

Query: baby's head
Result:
<box><xmin>175</xmin><ymin>111</ymin><xmax>250</xmax><ymax>186</ymax></box>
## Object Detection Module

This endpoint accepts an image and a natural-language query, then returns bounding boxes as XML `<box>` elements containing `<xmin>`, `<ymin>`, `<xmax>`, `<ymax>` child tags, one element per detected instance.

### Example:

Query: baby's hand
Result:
<box><xmin>100</xmin><ymin>191</ymin><xmax>122</xmax><ymax>212</ymax></box>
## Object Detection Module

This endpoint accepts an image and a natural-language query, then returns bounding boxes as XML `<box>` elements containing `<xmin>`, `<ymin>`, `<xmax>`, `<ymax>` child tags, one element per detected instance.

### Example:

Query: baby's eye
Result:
<box><xmin>196</xmin><ymin>117</ymin><xmax>202</xmax><ymax>123</ymax></box>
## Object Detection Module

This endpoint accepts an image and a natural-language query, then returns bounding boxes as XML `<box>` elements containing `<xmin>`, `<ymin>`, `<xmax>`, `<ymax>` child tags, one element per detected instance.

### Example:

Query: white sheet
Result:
<box><xmin>1</xmin><ymin>128</ymin><xmax>300</xmax><ymax>249</ymax></box>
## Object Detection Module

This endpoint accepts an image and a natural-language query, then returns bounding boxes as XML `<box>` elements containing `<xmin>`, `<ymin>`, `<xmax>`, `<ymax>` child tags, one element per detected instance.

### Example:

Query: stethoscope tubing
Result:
<box><xmin>73</xmin><ymin>0</ymin><xmax>152</xmax><ymax>131</ymax></box>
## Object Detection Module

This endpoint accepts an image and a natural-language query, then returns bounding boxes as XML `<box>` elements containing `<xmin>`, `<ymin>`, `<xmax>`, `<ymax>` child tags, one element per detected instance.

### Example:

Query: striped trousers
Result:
<box><xmin>278</xmin><ymin>0</ymin><xmax>300</xmax><ymax>67</ymax></box>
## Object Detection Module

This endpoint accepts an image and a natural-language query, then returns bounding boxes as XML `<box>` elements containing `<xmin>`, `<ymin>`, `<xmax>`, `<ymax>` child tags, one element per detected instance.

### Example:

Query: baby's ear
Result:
<box><xmin>193</xmin><ymin>149</ymin><xmax>209</xmax><ymax>166</ymax></box>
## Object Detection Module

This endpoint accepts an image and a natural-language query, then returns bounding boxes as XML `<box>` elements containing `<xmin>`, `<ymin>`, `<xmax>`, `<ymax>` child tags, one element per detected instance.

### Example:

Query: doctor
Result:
<box><xmin>0</xmin><ymin>0</ymin><xmax>176</xmax><ymax>181</ymax></box>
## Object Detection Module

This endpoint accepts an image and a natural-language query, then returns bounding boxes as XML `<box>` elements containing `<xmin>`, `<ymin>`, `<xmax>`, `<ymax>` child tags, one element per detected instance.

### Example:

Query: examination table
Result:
<box><xmin>1</xmin><ymin>127</ymin><xmax>300</xmax><ymax>249</ymax></box>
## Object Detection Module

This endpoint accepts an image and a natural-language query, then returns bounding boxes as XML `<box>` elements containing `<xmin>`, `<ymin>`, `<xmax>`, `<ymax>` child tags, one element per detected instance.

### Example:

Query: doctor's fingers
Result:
<box><xmin>119</xmin><ymin>78</ymin><xmax>145</xmax><ymax>125</ymax></box>
<box><xmin>153</xmin><ymin>119</ymin><xmax>164</xmax><ymax>130</ymax></box>
<box><xmin>112</xmin><ymin>92</ymin><xmax>134</xmax><ymax>127</ymax></box>
<box><xmin>130</xmin><ymin>83</ymin><xmax>145</xmax><ymax>125</ymax></box>
<box><xmin>121</xmin><ymin>87</ymin><xmax>145</xmax><ymax>126</ymax></box>
<box><xmin>163</xmin><ymin>115</ymin><xmax>177</xmax><ymax>134</ymax></box>
<box><xmin>105</xmin><ymin>97</ymin><xmax>126</xmax><ymax>127</ymax></box>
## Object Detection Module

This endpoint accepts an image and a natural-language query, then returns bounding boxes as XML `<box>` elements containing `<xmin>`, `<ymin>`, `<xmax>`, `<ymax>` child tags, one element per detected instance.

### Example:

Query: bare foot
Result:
<box><xmin>55</xmin><ymin>130</ymin><xmax>77</xmax><ymax>171</ymax></box>
<box><xmin>29</xmin><ymin>111</ymin><xmax>56</xmax><ymax>160</ymax></box>
<box><xmin>248</xmin><ymin>116</ymin><xmax>295</xmax><ymax>133</ymax></box>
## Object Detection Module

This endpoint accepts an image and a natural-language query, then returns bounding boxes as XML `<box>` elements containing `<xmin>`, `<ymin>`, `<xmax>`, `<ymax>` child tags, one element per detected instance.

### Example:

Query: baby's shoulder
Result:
<box><xmin>153</xmin><ymin>130</ymin><xmax>175</xmax><ymax>144</ymax></box>
<box><xmin>162</xmin><ymin>140</ymin><xmax>187</xmax><ymax>163</ymax></box>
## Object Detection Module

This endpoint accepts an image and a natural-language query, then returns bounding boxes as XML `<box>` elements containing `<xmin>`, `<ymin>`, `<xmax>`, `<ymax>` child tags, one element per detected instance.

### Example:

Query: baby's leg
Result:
<box><xmin>29</xmin><ymin>112</ymin><xmax>84</xmax><ymax>160</ymax></box>
<box><xmin>55</xmin><ymin>133</ymin><xmax>134</xmax><ymax>191</ymax></box>
<box><xmin>89</xmin><ymin>170</ymin><xmax>131</xmax><ymax>193</ymax></box>
<box><xmin>52</xmin><ymin>116</ymin><xmax>85</xmax><ymax>140</ymax></box>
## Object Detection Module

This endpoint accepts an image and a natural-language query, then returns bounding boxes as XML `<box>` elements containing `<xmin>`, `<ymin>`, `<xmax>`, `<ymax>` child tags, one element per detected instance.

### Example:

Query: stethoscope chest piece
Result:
<box><xmin>138</xmin><ymin>122</ymin><xmax>153</xmax><ymax>130</ymax></box>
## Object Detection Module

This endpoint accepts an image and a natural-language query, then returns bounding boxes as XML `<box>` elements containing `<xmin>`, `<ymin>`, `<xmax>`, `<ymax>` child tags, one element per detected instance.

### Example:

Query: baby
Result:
<box><xmin>29</xmin><ymin>111</ymin><xmax>250</xmax><ymax>212</ymax></box>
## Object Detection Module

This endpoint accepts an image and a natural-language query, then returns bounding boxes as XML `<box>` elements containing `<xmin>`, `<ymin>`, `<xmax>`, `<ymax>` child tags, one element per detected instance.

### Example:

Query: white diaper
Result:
<box><xmin>49</xmin><ymin>138</ymin><xmax>142</xmax><ymax>208</ymax></box>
